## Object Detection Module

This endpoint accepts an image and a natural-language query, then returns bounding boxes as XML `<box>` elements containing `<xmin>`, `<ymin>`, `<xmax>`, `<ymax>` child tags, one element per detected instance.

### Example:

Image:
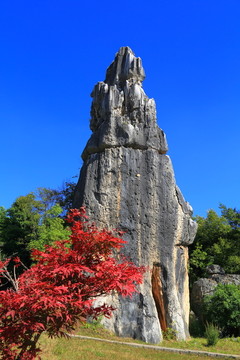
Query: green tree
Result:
<box><xmin>189</xmin><ymin>206</ymin><xmax>240</xmax><ymax>286</ymax></box>
<box><xmin>0</xmin><ymin>186</ymin><xmax>73</xmax><ymax>266</ymax></box>
<box><xmin>0</xmin><ymin>207</ymin><xmax>7</xmax><ymax>260</ymax></box>
<box><xmin>54</xmin><ymin>180</ymin><xmax>76</xmax><ymax>214</ymax></box>
<box><xmin>220</xmin><ymin>204</ymin><xmax>240</xmax><ymax>229</ymax></box>
<box><xmin>203</xmin><ymin>283</ymin><xmax>240</xmax><ymax>337</ymax></box>
<box><xmin>35</xmin><ymin>187</ymin><xmax>59</xmax><ymax>213</ymax></box>
<box><xmin>0</xmin><ymin>194</ymin><xmax>43</xmax><ymax>265</ymax></box>
<box><xmin>28</xmin><ymin>204</ymin><xmax>70</xmax><ymax>251</ymax></box>
<box><xmin>36</xmin><ymin>180</ymin><xmax>76</xmax><ymax>216</ymax></box>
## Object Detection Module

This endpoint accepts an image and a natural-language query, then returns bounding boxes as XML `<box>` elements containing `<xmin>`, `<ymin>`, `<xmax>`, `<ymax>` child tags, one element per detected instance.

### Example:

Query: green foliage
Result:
<box><xmin>204</xmin><ymin>323</ymin><xmax>219</xmax><ymax>346</ymax></box>
<box><xmin>0</xmin><ymin>181</ymin><xmax>76</xmax><ymax>265</ymax></box>
<box><xmin>189</xmin><ymin>313</ymin><xmax>205</xmax><ymax>337</ymax></box>
<box><xmin>0</xmin><ymin>207</ymin><xmax>7</xmax><ymax>225</ymax></box>
<box><xmin>189</xmin><ymin>206</ymin><xmax>240</xmax><ymax>286</ymax></box>
<box><xmin>0</xmin><ymin>207</ymin><xmax>7</xmax><ymax>259</ymax></box>
<box><xmin>162</xmin><ymin>327</ymin><xmax>177</xmax><ymax>340</ymax></box>
<box><xmin>203</xmin><ymin>284</ymin><xmax>240</xmax><ymax>337</ymax></box>
<box><xmin>189</xmin><ymin>244</ymin><xmax>209</xmax><ymax>285</ymax></box>
<box><xmin>0</xmin><ymin>194</ymin><xmax>43</xmax><ymax>265</ymax></box>
<box><xmin>83</xmin><ymin>317</ymin><xmax>104</xmax><ymax>331</ymax></box>
<box><xmin>36</xmin><ymin>180</ymin><xmax>76</xmax><ymax>216</ymax></box>
<box><xmin>54</xmin><ymin>181</ymin><xmax>77</xmax><ymax>214</ymax></box>
<box><xmin>220</xmin><ymin>204</ymin><xmax>240</xmax><ymax>229</ymax></box>
<box><xmin>28</xmin><ymin>204</ymin><xmax>70</xmax><ymax>251</ymax></box>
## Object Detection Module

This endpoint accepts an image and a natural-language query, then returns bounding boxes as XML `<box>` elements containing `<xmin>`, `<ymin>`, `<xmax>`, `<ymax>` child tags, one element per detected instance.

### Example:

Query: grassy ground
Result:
<box><xmin>39</xmin><ymin>323</ymin><xmax>240</xmax><ymax>360</ymax></box>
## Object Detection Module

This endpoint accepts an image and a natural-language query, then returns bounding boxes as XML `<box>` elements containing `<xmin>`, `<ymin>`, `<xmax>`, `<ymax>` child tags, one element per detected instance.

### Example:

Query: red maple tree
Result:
<box><xmin>0</xmin><ymin>208</ymin><xmax>144</xmax><ymax>360</ymax></box>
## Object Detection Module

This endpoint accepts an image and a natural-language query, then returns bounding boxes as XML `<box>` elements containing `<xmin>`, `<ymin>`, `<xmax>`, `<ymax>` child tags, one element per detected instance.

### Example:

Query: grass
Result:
<box><xmin>161</xmin><ymin>337</ymin><xmax>240</xmax><ymax>355</ymax></box>
<box><xmin>40</xmin><ymin>336</ymin><xmax>232</xmax><ymax>360</ymax></box>
<box><xmin>39</xmin><ymin>323</ymin><xmax>240</xmax><ymax>360</ymax></box>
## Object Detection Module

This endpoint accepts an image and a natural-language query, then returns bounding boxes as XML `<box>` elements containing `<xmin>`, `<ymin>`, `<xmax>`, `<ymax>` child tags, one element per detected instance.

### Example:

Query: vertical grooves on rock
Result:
<box><xmin>74</xmin><ymin>46</ymin><xmax>198</xmax><ymax>343</ymax></box>
<box><xmin>152</xmin><ymin>264</ymin><xmax>167</xmax><ymax>332</ymax></box>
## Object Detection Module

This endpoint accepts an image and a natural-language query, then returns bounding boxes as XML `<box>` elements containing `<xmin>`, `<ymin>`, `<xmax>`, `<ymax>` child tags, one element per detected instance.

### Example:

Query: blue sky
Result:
<box><xmin>0</xmin><ymin>0</ymin><xmax>239</xmax><ymax>217</ymax></box>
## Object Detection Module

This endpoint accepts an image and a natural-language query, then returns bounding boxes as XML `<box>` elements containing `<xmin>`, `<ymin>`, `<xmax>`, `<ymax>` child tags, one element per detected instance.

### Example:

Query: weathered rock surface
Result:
<box><xmin>191</xmin><ymin>265</ymin><xmax>240</xmax><ymax>319</ymax></box>
<box><xmin>206</xmin><ymin>264</ymin><xmax>225</xmax><ymax>275</ymax></box>
<box><xmin>74</xmin><ymin>47</ymin><xmax>197</xmax><ymax>343</ymax></box>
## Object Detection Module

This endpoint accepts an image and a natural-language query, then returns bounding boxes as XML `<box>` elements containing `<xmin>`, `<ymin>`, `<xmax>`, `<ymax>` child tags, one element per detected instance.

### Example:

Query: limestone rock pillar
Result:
<box><xmin>74</xmin><ymin>47</ymin><xmax>197</xmax><ymax>343</ymax></box>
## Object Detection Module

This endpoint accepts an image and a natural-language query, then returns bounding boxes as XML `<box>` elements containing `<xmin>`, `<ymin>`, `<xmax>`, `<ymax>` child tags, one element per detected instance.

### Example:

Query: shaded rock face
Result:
<box><xmin>191</xmin><ymin>266</ymin><xmax>240</xmax><ymax>319</ymax></box>
<box><xmin>74</xmin><ymin>47</ymin><xmax>197</xmax><ymax>343</ymax></box>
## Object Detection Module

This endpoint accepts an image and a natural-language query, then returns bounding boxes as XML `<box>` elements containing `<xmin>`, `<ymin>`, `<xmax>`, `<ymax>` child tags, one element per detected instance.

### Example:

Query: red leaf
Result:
<box><xmin>0</xmin><ymin>207</ymin><xmax>144</xmax><ymax>360</ymax></box>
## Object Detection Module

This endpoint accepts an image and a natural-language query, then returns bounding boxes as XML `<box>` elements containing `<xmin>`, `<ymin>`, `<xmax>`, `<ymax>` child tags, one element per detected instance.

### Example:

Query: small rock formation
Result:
<box><xmin>205</xmin><ymin>264</ymin><xmax>226</xmax><ymax>276</ymax></box>
<box><xmin>74</xmin><ymin>47</ymin><xmax>197</xmax><ymax>343</ymax></box>
<box><xmin>191</xmin><ymin>265</ymin><xmax>240</xmax><ymax>319</ymax></box>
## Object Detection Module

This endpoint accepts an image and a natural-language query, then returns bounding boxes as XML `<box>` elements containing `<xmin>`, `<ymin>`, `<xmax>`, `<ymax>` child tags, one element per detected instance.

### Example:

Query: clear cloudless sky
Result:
<box><xmin>0</xmin><ymin>0</ymin><xmax>239</xmax><ymax>217</ymax></box>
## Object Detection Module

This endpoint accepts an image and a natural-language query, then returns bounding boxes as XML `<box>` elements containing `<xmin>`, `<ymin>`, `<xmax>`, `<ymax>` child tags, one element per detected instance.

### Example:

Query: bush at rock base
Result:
<box><xmin>203</xmin><ymin>283</ymin><xmax>240</xmax><ymax>337</ymax></box>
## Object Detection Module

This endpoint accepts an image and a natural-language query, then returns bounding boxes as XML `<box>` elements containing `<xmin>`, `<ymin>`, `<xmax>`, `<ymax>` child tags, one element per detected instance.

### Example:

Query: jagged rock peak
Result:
<box><xmin>105</xmin><ymin>46</ymin><xmax>145</xmax><ymax>86</ymax></box>
<box><xmin>85</xmin><ymin>46</ymin><xmax>168</xmax><ymax>158</ymax></box>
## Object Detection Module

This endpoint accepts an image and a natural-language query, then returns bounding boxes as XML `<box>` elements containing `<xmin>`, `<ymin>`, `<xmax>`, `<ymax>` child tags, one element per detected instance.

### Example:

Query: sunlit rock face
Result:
<box><xmin>74</xmin><ymin>47</ymin><xmax>197</xmax><ymax>343</ymax></box>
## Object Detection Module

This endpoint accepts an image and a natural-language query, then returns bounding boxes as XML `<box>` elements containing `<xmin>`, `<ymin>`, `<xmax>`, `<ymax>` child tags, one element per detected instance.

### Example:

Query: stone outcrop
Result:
<box><xmin>191</xmin><ymin>265</ymin><xmax>240</xmax><ymax>319</ymax></box>
<box><xmin>74</xmin><ymin>47</ymin><xmax>197</xmax><ymax>343</ymax></box>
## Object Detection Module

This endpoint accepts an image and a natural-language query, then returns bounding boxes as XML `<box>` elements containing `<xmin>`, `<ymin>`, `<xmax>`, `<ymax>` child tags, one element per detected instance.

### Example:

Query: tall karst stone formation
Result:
<box><xmin>74</xmin><ymin>47</ymin><xmax>197</xmax><ymax>343</ymax></box>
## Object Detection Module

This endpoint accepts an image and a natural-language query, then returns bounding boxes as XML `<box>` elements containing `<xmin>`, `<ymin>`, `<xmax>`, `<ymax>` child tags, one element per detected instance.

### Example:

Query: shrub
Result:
<box><xmin>163</xmin><ymin>326</ymin><xmax>177</xmax><ymax>340</ymax></box>
<box><xmin>189</xmin><ymin>312</ymin><xmax>205</xmax><ymax>337</ymax></box>
<box><xmin>203</xmin><ymin>283</ymin><xmax>240</xmax><ymax>337</ymax></box>
<box><xmin>204</xmin><ymin>323</ymin><xmax>219</xmax><ymax>346</ymax></box>
<box><xmin>0</xmin><ymin>208</ymin><xmax>145</xmax><ymax>360</ymax></box>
